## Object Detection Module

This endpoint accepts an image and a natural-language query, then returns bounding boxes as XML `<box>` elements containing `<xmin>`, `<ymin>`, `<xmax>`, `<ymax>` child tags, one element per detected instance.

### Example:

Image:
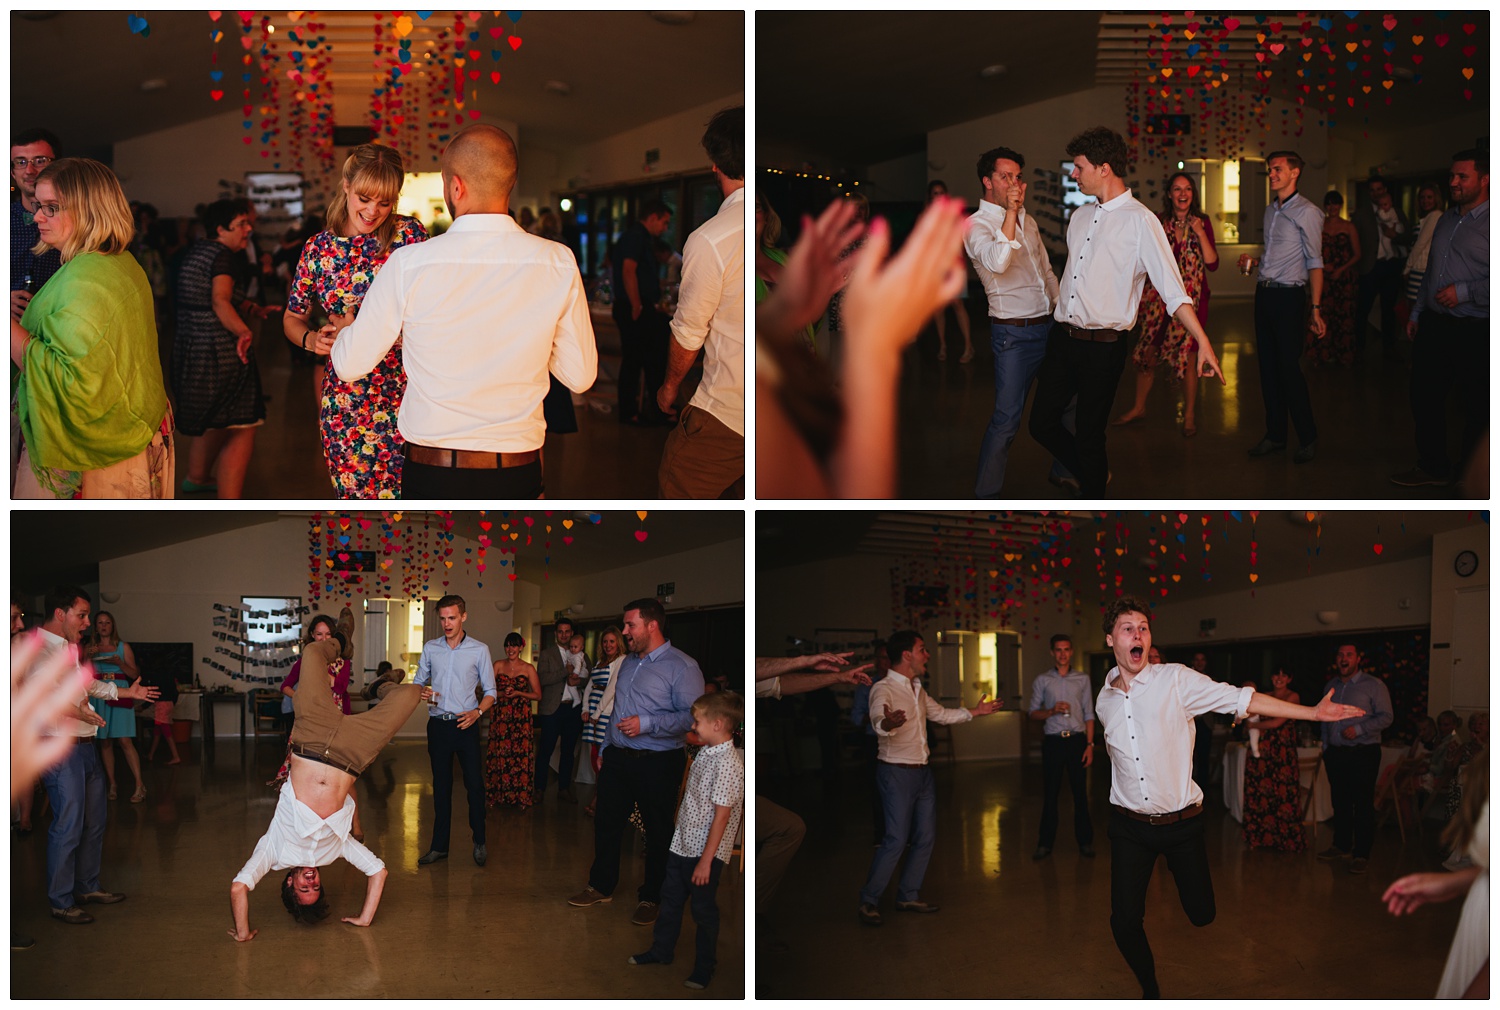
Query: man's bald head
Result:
<box><xmin>441</xmin><ymin>124</ymin><xmax>517</xmax><ymax>212</ymax></box>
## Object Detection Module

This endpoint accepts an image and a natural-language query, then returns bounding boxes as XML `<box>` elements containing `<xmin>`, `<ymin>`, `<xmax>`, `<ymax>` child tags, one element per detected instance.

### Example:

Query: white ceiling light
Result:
<box><xmin>544</xmin><ymin>80</ymin><xmax>572</xmax><ymax>97</ymax></box>
<box><xmin>141</xmin><ymin>79</ymin><xmax>168</xmax><ymax>92</ymax></box>
<box><xmin>979</xmin><ymin>64</ymin><xmax>1007</xmax><ymax>79</ymax></box>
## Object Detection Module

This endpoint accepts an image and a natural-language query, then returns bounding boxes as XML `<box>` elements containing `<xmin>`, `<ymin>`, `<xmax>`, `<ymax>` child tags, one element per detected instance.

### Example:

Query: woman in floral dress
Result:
<box><xmin>1114</xmin><ymin>172</ymin><xmax>1218</xmax><ymax>437</ymax></box>
<box><xmin>1242</xmin><ymin>667</ymin><xmax>1307</xmax><ymax>852</ymax></box>
<box><xmin>1306</xmin><ymin>190</ymin><xmax>1360</xmax><ymax>366</ymax></box>
<box><xmin>284</xmin><ymin>144</ymin><xmax>427</xmax><ymax>499</ymax></box>
<box><xmin>486</xmin><ymin>633</ymin><xmax>540</xmax><ymax>808</ymax></box>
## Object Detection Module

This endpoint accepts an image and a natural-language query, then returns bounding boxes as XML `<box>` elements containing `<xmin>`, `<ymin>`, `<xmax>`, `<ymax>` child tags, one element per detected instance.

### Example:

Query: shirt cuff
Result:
<box><xmin>1455</xmin><ymin>281</ymin><xmax>1469</xmax><ymax>304</ymax></box>
<box><xmin>1234</xmin><ymin>685</ymin><xmax>1254</xmax><ymax>721</ymax></box>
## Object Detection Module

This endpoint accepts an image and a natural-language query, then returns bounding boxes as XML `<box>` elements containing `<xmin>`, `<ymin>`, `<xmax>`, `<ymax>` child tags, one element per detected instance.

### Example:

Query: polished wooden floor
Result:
<box><xmin>11</xmin><ymin>736</ymin><xmax>744</xmax><ymax>999</ymax></box>
<box><xmin>165</xmin><ymin>315</ymin><xmax>674</xmax><ymax>500</ymax></box>
<box><xmin>898</xmin><ymin>297</ymin><xmax>1474</xmax><ymax>499</ymax></box>
<box><xmin>758</xmin><ymin>757</ymin><xmax>1462</xmax><ymax>999</ymax></box>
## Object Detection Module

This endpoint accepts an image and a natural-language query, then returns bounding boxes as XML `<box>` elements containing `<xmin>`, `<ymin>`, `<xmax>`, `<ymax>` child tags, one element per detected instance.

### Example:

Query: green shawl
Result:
<box><xmin>16</xmin><ymin>251</ymin><xmax>168</xmax><ymax>493</ymax></box>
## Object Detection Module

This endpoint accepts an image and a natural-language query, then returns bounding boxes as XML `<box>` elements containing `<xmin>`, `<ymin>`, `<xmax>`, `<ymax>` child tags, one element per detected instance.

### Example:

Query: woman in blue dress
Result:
<box><xmin>86</xmin><ymin>611</ymin><xmax>146</xmax><ymax>802</ymax></box>
<box><xmin>580</xmin><ymin>626</ymin><xmax>626</xmax><ymax>817</ymax></box>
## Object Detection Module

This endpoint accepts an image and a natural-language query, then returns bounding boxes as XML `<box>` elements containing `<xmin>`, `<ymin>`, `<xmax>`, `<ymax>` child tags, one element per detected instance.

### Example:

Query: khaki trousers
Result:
<box><xmin>290</xmin><ymin>639</ymin><xmax>422</xmax><ymax>776</ymax></box>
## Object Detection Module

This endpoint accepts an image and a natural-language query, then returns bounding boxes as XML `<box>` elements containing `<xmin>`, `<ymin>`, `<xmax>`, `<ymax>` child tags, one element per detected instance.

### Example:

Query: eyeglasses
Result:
<box><xmin>12</xmin><ymin>156</ymin><xmax>52</xmax><ymax>170</ymax></box>
<box><xmin>34</xmin><ymin>202</ymin><xmax>64</xmax><ymax>219</ymax></box>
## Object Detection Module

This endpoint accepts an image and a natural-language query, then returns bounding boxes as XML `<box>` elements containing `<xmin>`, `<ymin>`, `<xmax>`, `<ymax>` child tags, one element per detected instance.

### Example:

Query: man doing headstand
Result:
<box><xmin>229</xmin><ymin>635</ymin><xmax>426</xmax><ymax>940</ymax></box>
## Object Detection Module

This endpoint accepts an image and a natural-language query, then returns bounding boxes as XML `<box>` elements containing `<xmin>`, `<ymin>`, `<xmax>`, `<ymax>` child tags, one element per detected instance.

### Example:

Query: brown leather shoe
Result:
<box><xmin>632</xmin><ymin>901</ymin><xmax>659</xmax><ymax>926</ymax></box>
<box><xmin>50</xmin><ymin>906</ymin><xmax>94</xmax><ymax>924</ymax></box>
<box><xmin>568</xmin><ymin>886</ymin><xmax>611</xmax><ymax>907</ymax></box>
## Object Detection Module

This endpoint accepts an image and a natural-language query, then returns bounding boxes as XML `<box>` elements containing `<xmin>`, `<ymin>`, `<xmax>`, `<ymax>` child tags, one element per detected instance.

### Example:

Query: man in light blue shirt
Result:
<box><xmin>569</xmin><ymin>596</ymin><xmax>703</xmax><ymax>927</ymax></box>
<box><xmin>1317</xmin><ymin>644</ymin><xmax>1393</xmax><ymax>875</ymax></box>
<box><xmin>1027</xmin><ymin>633</ymin><xmax>1096</xmax><ymax>860</ymax></box>
<box><xmin>412</xmin><ymin>594</ymin><xmax>495</xmax><ymax>868</ymax></box>
<box><xmin>1392</xmin><ymin>148</ymin><xmax>1489</xmax><ymax>488</ymax></box>
<box><xmin>1241</xmin><ymin>150</ymin><xmax>1325</xmax><ymax>464</ymax></box>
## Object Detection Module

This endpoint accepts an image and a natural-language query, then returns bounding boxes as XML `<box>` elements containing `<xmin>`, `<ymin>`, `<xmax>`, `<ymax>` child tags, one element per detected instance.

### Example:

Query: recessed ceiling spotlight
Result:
<box><xmin>141</xmin><ymin>79</ymin><xmax>169</xmax><ymax>92</ymax></box>
<box><xmin>649</xmin><ymin>11</ymin><xmax>696</xmax><ymax>26</ymax></box>
<box><xmin>979</xmin><ymin>64</ymin><xmax>1007</xmax><ymax>79</ymax></box>
<box><xmin>544</xmin><ymin>80</ymin><xmax>572</xmax><ymax>97</ymax></box>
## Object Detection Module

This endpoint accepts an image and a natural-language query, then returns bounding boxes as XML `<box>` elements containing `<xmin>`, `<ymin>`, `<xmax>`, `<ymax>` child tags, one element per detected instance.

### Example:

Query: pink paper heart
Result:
<box><xmin>634</xmin><ymin>531</ymin><xmax>648</xmax><ymax>542</ymax></box>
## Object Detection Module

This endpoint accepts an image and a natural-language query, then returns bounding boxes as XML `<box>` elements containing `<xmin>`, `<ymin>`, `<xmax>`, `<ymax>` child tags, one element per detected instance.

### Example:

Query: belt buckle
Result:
<box><xmin>1058</xmin><ymin>730</ymin><xmax>1073</xmax><ymax>738</ymax></box>
<box><xmin>1148</xmin><ymin>811</ymin><xmax>1169</xmax><ymax>825</ymax></box>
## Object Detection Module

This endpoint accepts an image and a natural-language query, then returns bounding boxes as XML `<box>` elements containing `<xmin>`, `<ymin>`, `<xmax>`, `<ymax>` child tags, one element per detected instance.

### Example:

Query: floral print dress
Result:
<box><xmin>486</xmin><ymin>673</ymin><xmax>535</xmax><ymax>808</ymax></box>
<box><xmin>1133</xmin><ymin>214</ymin><xmax>1215</xmax><ymax>379</ymax></box>
<box><xmin>287</xmin><ymin>216</ymin><xmax>428</xmax><ymax>499</ymax></box>
<box><xmin>1242</xmin><ymin>719</ymin><xmax>1307</xmax><ymax>852</ymax></box>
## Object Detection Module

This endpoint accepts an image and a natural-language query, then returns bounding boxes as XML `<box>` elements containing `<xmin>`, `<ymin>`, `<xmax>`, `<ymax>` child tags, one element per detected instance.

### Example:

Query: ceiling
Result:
<box><xmin>756</xmin><ymin>11</ymin><xmax>1488</xmax><ymax>169</ymax></box>
<box><xmin>11</xmin><ymin>510</ymin><xmax>744</xmax><ymax>591</ymax></box>
<box><xmin>756</xmin><ymin>510</ymin><xmax>1485</xmax><ymax>607</ymax></box>
<box><xmin>10</xmin><ymin>11</ymin><xmax>744</xmax><ymax>160</ymax></box>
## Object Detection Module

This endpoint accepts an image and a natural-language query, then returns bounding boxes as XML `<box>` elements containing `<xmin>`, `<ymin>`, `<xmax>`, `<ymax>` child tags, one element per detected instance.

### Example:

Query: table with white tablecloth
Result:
<box><xmin>1223</xmin><ymin>742</ymin><xmax>1408</xmax><ymax>822</ymax></box>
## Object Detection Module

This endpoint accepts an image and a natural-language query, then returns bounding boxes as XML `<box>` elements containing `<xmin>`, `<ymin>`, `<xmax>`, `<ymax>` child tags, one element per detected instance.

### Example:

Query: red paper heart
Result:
<box><xmin>1463</xmin><ymin>23</ymin><xmax>1476</xmax><ymax>35</ymax></box>
<box><xmin>211</xmin><ymin>90</ymin><xmax>224</xmax><ymax>100</ymax></box>
<box><xmin>469</xmin><ymin>48</ymin><xmax>482</xmax><ymax>60</ymax></box>
<box><xmin>508</xmin><ymin>35</ymin><xmax>522</xmax><ymax>50</ymax></box>
<box><xmin>489</xmin><ymin>26</ymin><xmax>502</xmax><ymax>38</ymax></box>
<box><xmin>634</xmin><ymin>531</ymin><xmax>648</xmax><ymax>542</ymax></box>
<box><xmin>469</xmin><ymin>109</ymin><xmax>480</xmax><ymax>120</ymax></box>
<box><xmin>1412</xmin><ymin>53</ymin><xmax>1423</xmax><ymax>64</ymax></box>
<box><xmin>479</xmin><ymin>521</ymin><xmax>492</xmax><ymax>531</ymax></box>
<box><xmin>468</xmin><ymin>69</ymin><xmax>480</xmax><ymax>81</ymax></box>
<box><xmin>1269</xmin><ymin>42</ymin><xmax>1285</xmax><ymax>55</ymax></box>
<box><xmin>1383</xmin><ymin>15</ymin><xmax>1398</xmax><ymax>32</ymax></box>
<box><xmin>490</xmin><ymin>71</ymin><xmax>501</xmax><ymax>84</ymax></box>
<box><xmin>1435</xmin><ymin>33</ymin><xmax>1449</xmax><ymax>47</ymax></box>
<box><xmin>1463</xmin><ymin>45</ymin><xmax>1477</xmax><ymax>57</ymax></box>
<box><xmin>1373</xmin><ymin>543</ymin><xmax>1384</xmax><ymax>555</ymax></box>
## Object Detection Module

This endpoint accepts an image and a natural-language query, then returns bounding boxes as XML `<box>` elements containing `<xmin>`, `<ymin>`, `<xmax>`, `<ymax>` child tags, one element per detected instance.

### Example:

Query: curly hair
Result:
<box><xmin>1065</xmin><ymin>126</ymin><xmax>1129</xmax><ymax>181</ymax></box>
<box><xmin>1102</xmin><ymin>594</ymin><xmax>1154</xmax><ymax>637</ymax></box>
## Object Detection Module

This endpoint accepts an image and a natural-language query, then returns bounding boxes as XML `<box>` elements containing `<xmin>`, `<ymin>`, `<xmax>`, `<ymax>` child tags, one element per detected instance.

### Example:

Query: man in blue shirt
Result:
<box><xmin>1027</xmin><ymin>633</ymin><xmax>1096</xmax><ymax>860</ymax></box>
<box><xmin>1392</xmin><ymin>148</ymin><xmax>1489</xmax><ymax>488</ymax></box>
<box><xmin>1317</xmin><ymin>644</ymin><xmax>1394</xmax><ymax>874</ymax></box>
<box><xmin>569</xmin><ymin>596</ymin><xmax>703</xmax><ymax>927</ymax></box>
<box><xmin>412</xmin><ymin>594</ymin><xmax>496</xmax><ymax>868</ymax></box>
<box><xmin>1240</xmin><ymin>150</ymin><xmax>1325</xmax><ymax>464</ymax></box>
<box><xmin>10</xmin><ymin>127</ymin><xmax>63</xmax><ymax>320</ymax></box>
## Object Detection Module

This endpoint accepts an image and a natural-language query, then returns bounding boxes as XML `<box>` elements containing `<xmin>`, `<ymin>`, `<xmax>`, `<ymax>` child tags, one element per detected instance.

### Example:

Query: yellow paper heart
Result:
<box><xmin>1172</xmin><ymin>574</ymin><xmax>1181</xmax><ymax>582</ymax></box>
<box><xmin>510</xmin><ymin>533</ymin><xmax>519</xmax><ymax>540</ymax></box>
<box><xmin>392</xmin><ymin>512</ymin><xmax>402</xmax><ymax>521</ymax></box>
<box><xmin>1362</xmin><ymin>85</ymin><xmax>1372</xmax><ymax>93</ymax></box>
<box><xmin>636</xmin><ymin>510</ymin><xmax>648</xmax><ymax>521</ymax></box>
<box><xmin>1345</xmin><ymin>42</ymin><xmax>1359</xmax><ymax>53</ymax></box>
<box><xmin>444</xmin><ymin>560</ymin><xmax>453</xmax><ymax>568</ymax></box>
<box><xmin>394</xmin><ymin>15</ymin><xmax>414</xmax><ymax>37</ymax></box>
<box><xmin>325</xmin><ymin>559</ymin><xmax>334</xmax><ymax>569</ymax></box>
<box><xmin>1249</xmin><ymin>573</ymin><xmax>1258</xmax><ymax>583</ymax></box>
<box><xmin>562</xmin><ymin>519</ymin><xmax>574</xmax><ymax>529</ymax></box>
<box><xmin>1161</xmin><ymin>67</ymin><xmax>1174</xmax><ymax>77</ymax></box>
<box><xmin>1183</xmin><ymin>29</ymin><xmax>1195</xmax><ymax>40</ymax></box>
<box><xmin>1463</xmin><ymin>67</ymin><xmax>1474</xmax><ymax>79</ymax></box>
<box><xmin>1411</xmin><ymin>34</ymin><xmax>1423</xmax><ymax>45</ymax></box>
<box><xmin>455</xmin><ymin>57</ymin><xmax>466</xmax><ymax>67</ymax></box>
<box><xmin>1382</xmin><ymin>79</ymin><xmax>1394</xmax><ymax>89</ymax></box>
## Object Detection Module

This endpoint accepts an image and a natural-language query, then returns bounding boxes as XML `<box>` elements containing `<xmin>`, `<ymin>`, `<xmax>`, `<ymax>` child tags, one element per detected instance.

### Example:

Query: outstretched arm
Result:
<box><xmin>342</xmin><ymin>867</ymin><xmax>388</xmax><ymax>927</ymax></box>
<box><xmin>755</xmin><ymin>653</ymin><xmax>854</xmax><ymax>681</ymax></box>
<box><xmin>228</xmin><ymin>882</ymin><xmax>257</xmax><ymax>942</ymax></box>
<box><xmin>772</xmin><ymin>667</ymin><xmax>874</xmax><ymax>696</ymax></box>
<box><xmin>1247</xmin><ymin>689</ymin><xmax>1365</xmax><ymax>723</ymax></box>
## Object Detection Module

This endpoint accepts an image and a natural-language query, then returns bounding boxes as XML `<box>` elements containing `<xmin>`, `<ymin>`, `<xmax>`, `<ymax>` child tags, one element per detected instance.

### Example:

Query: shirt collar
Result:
<box><xmin>698</xmin><ymin>738</ymin><xmax>736</xmax><ymax>759</ymax></box>
<box><xmin>635</xmin><ymin>639</ymin><xmax>673</xmax><ymax>662</ymax></box>
<box><xmin>1099</xmin><ymin>188</ymin><xmax>1133</xmax><ymax>212</ymax></box>
<box><xmin>1104</xmin><ymin>663</ymin><xmax>1156</xmax><ymax>692</ymax></box>
<box><xmin>1272</xmin><ymin>190</ymin><xmax>1304</xmax><ymax>210</ymax></box>
<box><xmin>447</xmin><ymin>213</ymin><xmax>525</xmax><ymax>234</ymax></box>
<box><xmin>39</xmin><ymin>627</ymin><xmax>67</xmax><ymax>648</ymax></box>
<box><xmin>287</xmin><ymin>781</ymin><xmax>352</xmax><ymax>841</ymax></box>
<box><xmin>718</xmin><ymin>187</ymin><xmax>746</xmax><ymax>212</ymax></box>
<box><xmin>1456</xmin><ymin>201</ymin><xmax>1489</xmax><ymax>222</ymax></box>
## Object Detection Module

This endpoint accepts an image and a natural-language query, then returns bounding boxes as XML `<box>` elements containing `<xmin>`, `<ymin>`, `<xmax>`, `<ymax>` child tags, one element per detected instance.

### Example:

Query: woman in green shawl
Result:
<box><xmin>10</xmin><ymin>157</ymin><xmax>172</xmax><ymax>498</ymax></box>
<box><xmin>754</xmin><ymin>191</ymin><xmax>817</xmax><ymax>351</ymax></box>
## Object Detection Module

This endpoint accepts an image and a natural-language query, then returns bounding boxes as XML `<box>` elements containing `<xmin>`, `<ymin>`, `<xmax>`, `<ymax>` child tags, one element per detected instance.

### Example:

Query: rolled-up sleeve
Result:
<box><xmin>1294</xmin><ymin>202</ymin><xmax>1326</xmax><ymax>271</ymax></box>
<box><xmin>1177</xmin><ymin>667</ymin><xmax>1252</xmax><ymax>720</ymax></box>
<box><xmin>339</xmin><ymin>836</ymin><xmax>386</xmax><ymax>877</ymax></box>
<box><xmin>549</xmin><ymin>265</ymin><xmax>599</xmax><ymax>393</ymax></box>
<box><xmin>964</xmin><ymin>215</ymin><xmax>1021</xmax><ymax>277</ymax></box>
<box><xmin>475</xmin><ymin>645</ymin><xmax>497</xmax><ymax>701</ymax></box>
<box><xmin>921</xmin><ymin>692</ymin><xmax>974</xmax><ymax>726</ymax></box>
<box><xmin>329</xmin><ymin>250</ymin><xmax>406</xmax><ymax>381</ymax></box>
<box><xmin>868</xmin><ymin>679</ymin><xmax>900</xmax><ymax>736</ymax></box>
<box><xmin>1139</xmin><ymin>216</ymin><xmax>1193</xmax><ymax>318</ymax></box>
<box><xmin>232</xmin><ymin>830</ymin><xmax>276</xmax><ymax>890</ymax></box>
<box><xmin>669</xmin><ymin>230</ymin><xmax>720</xmax><ymax>353</ymax></box>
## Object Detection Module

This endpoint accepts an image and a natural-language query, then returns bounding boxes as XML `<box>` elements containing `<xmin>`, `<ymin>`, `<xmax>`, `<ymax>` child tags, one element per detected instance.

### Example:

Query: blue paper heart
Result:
<box><xmin>507</xmin><ymin>11</ymin><xmax>523</xmax><ymax>23</ymax></box>
<box><xmin>210</xmin><ymin>69</ymin><xmax>223</xmax><ymax>81</ymax></box>
<box><xmin>417</xmin><ymin>10</ymin><xmax>433</xmax><ymax>19</ymax></box>
<box><xmin>1319</xmin><ymin>18</ymin><xmax>1333</xmax><ymax>30</ymax></box>
<box><xmin>1187</xmin><ymin>43</ymin><xmax>1201</xmax><ymax>56</ymax></box>
<box><xmin>492</xmin><ymin>49</ymin><xmax>503</xmax><ymax>60</ymax></box>
<box><xmin>127</xmin><ymin>14</ymin><xmax>149</xmax><ymax>35</ymax></box>
<box><xmin>243</xmin><ymin>120</ymin><xmax>252</xmax><ymax>128</ymax></box>
<box><xmin>1383</xmin><ymin>40</ymin><xmax>1395</xmax><ymax>51</ymax></box>
<box><xmin>469</xmin><ymin>30</ymin><xmax>480</xmax><ymax>41</ymax></box>
<box><xmin>1344</xmin><ymin>10</ymin><xmax>1359</xmax><ymax>17</ymax></box>
<box><xmin>290</xmin><ymin>50</ymin><xmax>303</xmax><ymax>63</ymax></box>
<box><xmin>1346</xmin><ymin>60</ymin><xmax>1357</xmax><ymax>70</ymax></box>
<box><xmin>339</xmin><ymin>535</ymin><xmax>350</xmax><ymax>545</ymax></box>
<box><xmin>399</xmin><ymin>38</ymin><xmax>412</xmax><ymax>48</ymax></box>
<box><xmin>399</xmin><ymin>50</ymin><xmax>411</xmax><ymax>63</ymax></box>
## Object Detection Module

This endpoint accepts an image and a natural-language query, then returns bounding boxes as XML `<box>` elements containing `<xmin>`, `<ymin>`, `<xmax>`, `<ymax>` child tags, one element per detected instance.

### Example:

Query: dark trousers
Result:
<box><xmin>648</xmin><ymin>851</ymin><xmax>725</xmax><ymax>975</ymax></box>
<box><xmin>1409</xmin><ymin>312</ymin><xmax>1488</xmax><ymax>480</ymax></box>
<box><xmin>858</xmin><ymin>733</ymin><xmax>884</xmax><ymax>844</ymax></box>
<box><xmin>1324</xmin><ymin>743</ymin><xmax>1381</xmax><ymax>858</ymax></box>
<box><xmin>590</xmin><ymin>745</ymin><xmax>686</xmax><ymax>903</ymax></box>
<box><xmin>1108</xmin><ymin>809</ymin><xmax>1215</xmax><ymax>998</ymax></box>
<box><xmin>615</xmin><ymin>306</ymin><xmax>671</xmax><ymax>421</ymax></box>
<box><xmin>1191</xmin><ymin>713</ymin><xmax>1213</xmax><ymax>793</ymax></box>
<box><xmin>1039</xmin><ymin>734</ymin><xmax>1093</xmax><ymax>849</ymax></box>
<box><xmin>536</xmin><ymin>702</ymin><xmax>583</xmax><ymax>794</ymax></box>
<box><xmin>1028</xmin><ymin>327</ymin><xmax>1128</xmax><ymax>498</ymax></box>
<box><xmin>426</xmin><ymin>717</ymin><xmax>486</xmax><ymax>851</ymax></box>
<box><xmin>401</xmin><ymin>458</ymin><xmax>542</xmax><ymax>499</ymax></box>
<box><xmin>1252</xmin><ymin>285</ymin><xmax>1318</xmax><ymax>446</ymax></box>
<box><xmin>1356</xmin><ymin>258</ymin><xmax>1403</xmax><ymax>346</ymax></box>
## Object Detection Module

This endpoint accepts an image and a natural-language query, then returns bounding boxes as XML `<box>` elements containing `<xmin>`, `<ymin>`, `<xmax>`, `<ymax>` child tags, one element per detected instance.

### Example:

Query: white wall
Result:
<box><xmin>540</xmin><ymin>538</ymin><xmax>744</xmax><ymax>630</ymax></box>
<box><xmin>549</xmin><ymin>91</ymin><xmax>743</xmax><ymax>196</ymax></box>
<box><xmin>755</xmin><ymin>554</ymin><xmax>894</xmax><ymax>655</ymax></box>
<box><xmin>113</xmin><ymin>108</ymin><xmax>521</xmax><ymax>218</ymax></box>
<box><xmin>864</xmin><ymin>151</ymin><xmax>929</xmax><ymax>203</ymax></box>
<box><xmin>1427</xmin><ymin>525</ymin><xmax>1490</xmax><ymax>718</ymax></box>
<box><xmin>1147</xmin><ymin>557</ymin><xmax>1432</xmax><ymax>647</ymax></box>
<box><xmin>97</xmin><ymin>516</ymin><xmax>531</xmax><ymax>735</ymax></box>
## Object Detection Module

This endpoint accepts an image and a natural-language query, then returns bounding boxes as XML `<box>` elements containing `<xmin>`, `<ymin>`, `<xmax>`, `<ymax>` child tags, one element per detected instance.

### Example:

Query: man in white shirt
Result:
<box><xmin>657</xmin><ymin>106</ymin><xmax>746</xmax><ymax>499</ymax></box>
<box><xmin>1096</xmin><ymin>595</ymin><xmax>1365</xmax><ymax>997</ymax></box>
<box><xmin>229</xmin><ymin>637</ymin><xmax>426</xmax><ymax>940</ymax></box>
<box><xmin>964</xmin><ymin>145</ymin><xmax>1075</xmax><ymax>497</ymax></box>
<box><xmin>327</xmin><ymin>123</ymin><xmax>597</xmax><ymax>498</ymax></box>
<box><xmin>857</xmin><ymin>632</ymin><xmax>1002</xmax><ymax>926</ymax></box>
<box><xmin>1028</xmin><ymin>126</ymin><xmax>1224</xmax><ymax>498</ymax></box>
<box><xmin>37</xmin><ymin>586</ymin><xmax>158</xmax><ymax>925</ymax></box>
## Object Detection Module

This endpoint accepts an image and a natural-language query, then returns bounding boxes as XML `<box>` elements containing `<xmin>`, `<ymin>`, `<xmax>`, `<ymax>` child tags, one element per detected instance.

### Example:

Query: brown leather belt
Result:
<box><xmin>403</xmin><ymin>445</ymin><xmax>540</xmax><ymax>469</ymax></box>
<box><xmin>1113</xmin><ymin>802</ymin><xmax>1202</xmax><ymax>825</ymax></box>
<box><xmin>1060</xmin><ymin>323</ymin><xmax>1125</xmax><ymax>343</ymax></box>
<box><xmin>990</xmin><ymin>314</ymin><xmax>1053</xmax><ymax>328</ymax></box>
<box><xmin>881</xmin><ymin>761</ymin><xmax>927</xmax><ymax>770</ymax></box>
<box><xmin>290</xmin><ymin>745</ymin><xmax>362</xmax><ymax>778</ymax></box>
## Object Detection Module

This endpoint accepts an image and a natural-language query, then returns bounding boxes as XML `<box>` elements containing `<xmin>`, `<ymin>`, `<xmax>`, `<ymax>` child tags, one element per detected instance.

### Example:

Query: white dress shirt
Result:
<box><xmin>561</xmin><ymin>645</ymin><xmax>585</xmax><ymax>706</ymax></box>
<box><xmin>329</xmin><ymin>213</ymin><xmax>598</xmax><ymax>452</ymax></box>
<box><xmin>964</xmin><ymin>200</ymin><xmax>1059</xmax><ymax>320</ymax></box>
<box><xmin>1095</xmin><ymin>662</ymin><xmax>1253</xmax><ymax>815</ymax></box>
<box><xmin>867</xmin><ymin>671</ymin><xmax>972</xmax><ymax>765</ymax></box>
<box><xmin>1055</xmin><ymin>189</ymin><xmax>1192</xmax><ymax>331</ymax></box>
<box><xmin>39</xmin><ymin>628</ymin><xmax>118</xmax><ymax>739</ymax></box>
<box><xmin>671</xmin><ymin>186</ymin><xmax>745</xmax><ymax>436</ymax></box>
<box><xmin>232</xmin><ymin>780</ymin><xmax>385</xmax><ymax>889</ymax></box>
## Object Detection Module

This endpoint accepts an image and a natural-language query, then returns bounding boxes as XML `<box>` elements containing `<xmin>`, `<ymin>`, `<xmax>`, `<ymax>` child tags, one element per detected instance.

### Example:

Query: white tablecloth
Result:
<box><xmin>1223</xmin><ymin>742</ymin><xmax>1333</xmax><ymax>823</ymax></box>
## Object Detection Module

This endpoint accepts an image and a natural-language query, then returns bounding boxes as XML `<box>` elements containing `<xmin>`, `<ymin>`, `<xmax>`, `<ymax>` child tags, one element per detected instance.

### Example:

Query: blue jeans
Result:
<box><xmin>41</xmin><ymin>741</ymin><xmax>108</xmax><ymax>909</ymax></box>
<box><xmin>975</xmin><ymin>320</ymin><xmax>1074</xmax><ymax>497</ymax></box>
<box><xmin>859</xmin><ymin>763</ymin><xmax>936</xmax><ymax>906</ymax></box>
<box><xmin>648</xmin><ymin>851</ymin><xmax>725</xmax><ymax>976</ymax></box>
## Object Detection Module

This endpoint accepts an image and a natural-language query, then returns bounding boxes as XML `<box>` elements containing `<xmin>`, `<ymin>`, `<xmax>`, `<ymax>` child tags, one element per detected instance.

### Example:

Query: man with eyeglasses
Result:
<box><xmin>10</xmin><ymin>127</ymin><xmax>63</xmax><ymax>321</ymax></box>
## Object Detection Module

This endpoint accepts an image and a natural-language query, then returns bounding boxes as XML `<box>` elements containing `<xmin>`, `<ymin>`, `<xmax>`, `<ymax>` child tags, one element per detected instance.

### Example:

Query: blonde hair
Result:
<box><xmin>325</xmin><ymin>144</ymin><xmax>407</xmax><ymax>254</ymax></box>
<box><xmin>756</xmin><ymin>191</ymin><xmax>782</xmax><ymax>248</ymax></box>
<box><xmin>30</xmin><ymin>158</ymin><xmax>135</xmax><ymax>263</ymax></box>
<box><xmin>692</xmin><ymin>690</ymin><xmax>744</xmax><ymax>730</ymax></box>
